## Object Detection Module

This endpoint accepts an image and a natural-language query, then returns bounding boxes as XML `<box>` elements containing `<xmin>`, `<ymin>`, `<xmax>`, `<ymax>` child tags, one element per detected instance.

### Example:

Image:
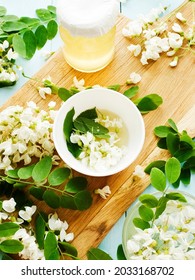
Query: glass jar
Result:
<box><xmin>57</xmin><ymin>0</ymin><xmax>120</xmax><ymax>73</ymax></box>
<box><xmin>122</xmin><ymin>191</ymin><xmax>195</xmax><ymax>260</ymax></box>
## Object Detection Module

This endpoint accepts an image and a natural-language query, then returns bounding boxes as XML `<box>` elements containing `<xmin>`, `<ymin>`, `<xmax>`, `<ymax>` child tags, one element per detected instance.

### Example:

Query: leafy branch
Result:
<box><xmin>145</xmin><ymin>118</ymin><xmax>195</xmax><ymax>187</ymax></box>
<box><xmin>0</xmin><ymin>156</ymin><xmax>92</xmax><ymax>211</ymax></box>
<box><xmin>133</xmin><ymin>157</ymin><xmax>185</xmax><ymax>230</ymax></box>
<box><xmin>0</xmin><ymin>5</ymin><xmax>58</xmax><ymax>60</ymax></box>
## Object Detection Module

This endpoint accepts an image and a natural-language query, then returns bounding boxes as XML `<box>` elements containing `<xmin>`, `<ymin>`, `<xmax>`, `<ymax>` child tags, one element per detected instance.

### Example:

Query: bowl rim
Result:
<box><xmin>122</xmin><ymin>190</ymin><xmax>195</xmax><ymax>259</ymax></box>
<box><xmin>53</xmin><ymin>87</ymin><xmax>145</xmax><ymax>177</ymax></box>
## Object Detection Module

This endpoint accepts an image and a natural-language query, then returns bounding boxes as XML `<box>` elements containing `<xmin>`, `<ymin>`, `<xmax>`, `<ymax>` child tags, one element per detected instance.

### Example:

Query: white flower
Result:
<box><xmin>127</xmin><ymin>44</ymin><xmax>142</xmax><ymax>57</ymax></box>
<box><xmin>167</xmin><ymin>50</ymin><xmax>176</xmax><ymax>57</ymax></box>
<box><xmin>6</xmin><ymin>48</ymin><xmax>18</xmax><ymax>60</ymax></box>
<box><xmin>19</xmin><ymin>206</ymin><xmax>37</xmax><ymax>222</ymax></box>
<box><xmin>0</xmin><ymin>212</ymin><xmax>8</xmax><ymax>221</ymax></box>
<box><xmin>128</xmin><ymin>72</ymin><xmax>142</xmax><ymax>84</ymax></box>
<box><xmin>176</xmin><ymin>12</ymin><xmax>187</xmax><ymax>23</ymax></box>
<box><xmin>172</xmin><ymin>23</ymin><xmax>184</xmax><ymax>34</ymax></box>
<box><xmin>185</xmin><ymin>28</ymin><xmax>193</xmax><ymax>40</ymax></box>
<box><xmin>122</xmin><ymin>21</ymin><xmax>143</xmax><ymax>38</ymax></box>
<box><xmin>0</xmin><ymin>102</ymin><xmax>57</xmax><ymax>170</ymax></box>
<box><xmin>0</xmin><ymin>40</ymin><xmax>9</xmax><ymax>51</ymax></box>
<box><xmin>38</xmin><ymin>86</ymin><xmax>52</xmax><ymax>99</ymax></box>
<box><xmin>2</xmin><ymin>198</ymin><xmax>16</xmax><ymax>213</ymax></box>
<box><xmin>95</xmin><ymin>185</ymin><xmax>111</xmax><ymax>199</ymax></box>
<box><xmin>73</xmin><ymin>76</ymin><xmax>85</xmax><ymax>91</ymax></box>
<box><xmin>169</xmin><ymin>56</ymin><xmax>179</xmax><ymax>67</ymax></box>
<box><xmin>168</xmin><ymin>32</ymin><xmax>183</xmax><ymax>49</ymax></box>
<box><xmin>48</xmin><ymin>213</ymin><xmax>64</xmax><ymax>231</ymax></box>
<box><xmin>133</xmin><ymin>165</ymin><xmax>145</xmax><ymax>179</ymax></box>
<box><xmin>14</xmin><ymin>228</ymin><xmax>45</xmax><ymax>260</ymax></box>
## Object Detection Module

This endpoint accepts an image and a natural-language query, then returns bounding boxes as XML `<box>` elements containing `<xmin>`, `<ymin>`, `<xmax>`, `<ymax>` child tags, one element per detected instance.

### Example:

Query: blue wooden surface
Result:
<box><xmin>0</xmin><ymin>0</ymin><xmax>193</xmax><ymax>260</ymax></box>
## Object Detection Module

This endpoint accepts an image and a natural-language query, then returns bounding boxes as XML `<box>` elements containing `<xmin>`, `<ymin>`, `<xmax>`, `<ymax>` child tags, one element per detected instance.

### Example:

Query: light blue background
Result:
<box><xmin>0</xmin><ymin>0</ymin><xmax>194</xmax><ymax>260</ymax></box>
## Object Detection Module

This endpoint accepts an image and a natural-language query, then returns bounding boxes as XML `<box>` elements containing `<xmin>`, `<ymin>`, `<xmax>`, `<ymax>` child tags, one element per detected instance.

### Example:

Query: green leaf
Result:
<box><xmin>43</xmin><ymin>190</ymin><xmax>60</xmax><ymax>209</ymax></box>
<box><xmin>18</xmin><ymin>164</ymin><xmax>35</xmax><ymax>179</ymax></box>
<box><xmin>168</xmin><ymin>119</ymin><xmax>178</xmax><ymax>132</ymax></box>
<box><xmin>0</xmin><ymin>240</ymin><xmax>24</xmax><ymax>254</ymax></box>
<box><xmin>180</xmin><ymin>168</ymin><xmax>191</xmax><ymax>185</ymax></box>
<box><xmin>0</xmin><ymin>6</ymin><xmax>6</xmax><ymax>16</ymax></box>
<box><xmin>133</xmin><ymin>217</ymin><xmax>150</xmax><ymax>230</ymax></box>
<box><xmin>23</xmin><ymin>30</ymin><xmax>37</xmax><ymax>59</ymax></box>
<box><xmin>166</xmin><ymin>133</ymin><xmax>180</xmax><ymax>155</ymax></box>
<box><xmin>13</xmin><ymin>182</ymin><xmax>27</xmax><ymax>189</ymax></box>
<box><xmin>19</xmin><ymin>17</ymin><xmax>40</xmax><ymax>27</ymax></box>
<box><xmin>166</xmin><ymin>192</ymin><xmax>187</xmax><ymax>202</ymax></box>
<box><xmin>59</xmin><ymin>242</ymin><xmax>78</xmax><ymax>258</ymax></box>
<box><xmin>154</xmin><ymin>125</ymin><xmax>176</xmax><ymax>138</ymax></box>
<box><xmin>36</xmin><ymin>9</ymin><xmax>54</xmax><ymax>21</ymax></box>
<box><xmin>155</xmin><ymin>197</ymin><xmax>168</xmax><ymax>219</ymax></box>
<box><xmin>35</xmin><ymin>25</ymin><xmax>48</xmax><ymax>49</ymax></box>
<box><xmin>32</xmin><ymin>156</ymin><xmax>52</xmax><ymax>182</ymax></box>
<box><xmin>107</xmin><ymin>84</ymin><xmax>121</xmax><ymax>91</ymax></box>
<box><xmin>44</xmin><ymin>232</ymin><xmax>60</xmax><ymax>260</ymax></box>
<box><xmin>117</xmin><ymin>244</ymin><xmax>126</xmax><ymax>260</ymax></box>
<box><xmin>139</xmin><ymin>194</ymin><xmax>159</xmax><ymax>208</ymax></box>
<box><xmin>138</xmin><ymin>205</ymin><xmax>154</xmax><ymax>222</ymax></box>
<box><xmin>2</xmin><ymin>15</ymin><xmax>19</xmax><ymax>22</ymax></box>
<box><xmin>65</xmin><ymin>177</ymin><xmax>88</xmax><ymax>193</ymax></box>
<box><xmin>165</xmin><ymin>157</ymin><xmax>181</xmax><ymax>184</ymax></box>
<box><xmin>180</xmin><ymin>133</ymin><xmax>195</xmax><ymax>148</ymax></box>
<box><xmin>74</xmin><ymin>117</ymin><xmax>109</xmax><ymax>136</ymax></box>
<box><xmin>67</xmin><ymin>142</ymin><xmax>82</xmax><ymax>158</ymax></box>
<box><xmin>35</xmin><ymin>213</ymin><xmax>46</xmax><ymax>249</ymax></box>
<box><xmin>2</xmin><ymin>21</ymin><xmax>27</xmax><ymax>32</ymax></box>
<box><xmin>74</xmin><ymin>190</ymin><xmax>93</xmax><ymax>210</ymax></box>
<box><xmin>58</xmin><ymin>87</ymin><xmax>72</xmax><ymax>101</ymax></box>
<box><xmin>174</xmin><ymin>149</ymin><xmax>195</xmax><ymax>163</ymax></box>
<box><xmin>60</xmin><ymin>195</ymin><xmax>77</xmax><ymax>210</ymax></box>
<box><xmin>77</xmin><ymin>107</ymin><xmax>97</xmax><ymax>119</ymax></box>
<box><xmin>135</xmin><ymin>94</ymin><xmax>163</xmax><ymax>113</ymax></box>
<box><xmin>47</xmin><ymin>5</ymin><xmax>57</xmax><ymax>15</ymax></box>
<box><xmin>150</xmin><ymin>167</ymin><xmax>166</xmax><ymax>191</ymax></box>
<box><xmin>63</xmin><ymin>107</ymin><xmax>75</xmax><ymax>142</ymax></box>
<box><xmin>0</xmin><ymin>223</ymin><xmax>19</xmax><ymax>238</ymax></box>
<box><xmin>48</xmin><ymin>167</ymin><xmax>71</xmax><ymax>186</ymax></box>
<box><xmin>157</xmin><ymin>138</ymin><xmax>167</xmax><ymax>149</ymax></box>
<box><xmin>87</xmin><ymin>248</ymin><xmax>113</xmax><ymax>260</ymax></box>
<box><xmin>29</xmin><ymin>186</ymin><xmax>44</xmax><ymax>200</ymax></box>
<box><xmin>123</xmin><ymin>86</ymin><xmax>139</xmax><ymax>98</ymax></box>
<box><xmin>6</xmin><ymin>169</ymin><xmax>19</xmax><ymax>179</ymax></box>
<box><xmin>144</xmin><ymin>160</ymin><xmax>166</xmax><ymax>174</ymax></box>
<box><xmin>47</xmin><ymin>20</ymin><xmax>58</xmax><ymax>40</ymax></box>
<box><xmin>12</xmin><ymin>34</ymin><xmax>26</xmax><ymax>58</ymax></box>
<box><xmin>183</xmin><ymin>156</ymin><xmax>195</xmax><ymax>169</ymax></box>
<box><xmin>0</xmin><ymin>251</ymin><xmax>13</xmax><ymax>260</ymax></box>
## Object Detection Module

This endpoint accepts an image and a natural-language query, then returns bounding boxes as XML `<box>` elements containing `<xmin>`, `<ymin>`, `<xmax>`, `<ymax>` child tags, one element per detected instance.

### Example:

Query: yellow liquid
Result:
<box><xmin>59</xmin><ymin>26</ymin><xmax>116</xmax><ymax>72</ymax></box>
<box><xmin>98</xmin><ymin>109</ymin><xmax>128</xmax><ymax>147</ymax></box>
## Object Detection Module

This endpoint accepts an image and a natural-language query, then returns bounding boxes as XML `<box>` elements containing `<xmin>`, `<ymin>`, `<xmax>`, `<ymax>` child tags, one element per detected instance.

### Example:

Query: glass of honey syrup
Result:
<box><xmin>57</xmin><ymin>0</ymin><xmax>120</xmax><ymax>73</ymax></box>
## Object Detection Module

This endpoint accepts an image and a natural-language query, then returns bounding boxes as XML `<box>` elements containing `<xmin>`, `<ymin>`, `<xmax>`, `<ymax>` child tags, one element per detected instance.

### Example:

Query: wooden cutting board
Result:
<box><xmin>1</xmin><ymin>0</ymin><xmax>195</xmax><ymax>259</ymax></box>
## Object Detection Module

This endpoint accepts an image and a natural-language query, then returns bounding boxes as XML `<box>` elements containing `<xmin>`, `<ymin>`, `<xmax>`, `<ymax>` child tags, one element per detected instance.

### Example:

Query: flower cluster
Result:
<box><xmin>70</xmin><ymin>114</ymin><xmax>126</xmax><ymax>172</ymax></box>
<box><xmin>0</xmin><ymin>198</ymin><xmax>74</xmax><ymax>260</ymax></box>
<box><xmin>123</xmin><ymin>4</ymin><xmax>195</xmax><ymax>67</ymax></box>
<box><xmin>0</xmin><ymin>101</ymin><xmax>59</xmax><ymax>170</ymax></box>
<box><xmin>0</xmin><ymin>40</ymin><xmax>18</xmax><ymax>87</ymax></box>
<box><xmin>126</xmin><ymin>200</ymin><xmax>195</xmax><ymax>260</ymax></box>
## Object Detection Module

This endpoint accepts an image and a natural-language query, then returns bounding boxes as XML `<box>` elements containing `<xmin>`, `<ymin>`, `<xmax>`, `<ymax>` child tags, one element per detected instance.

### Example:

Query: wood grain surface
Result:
<box><xmin>0</xmin><ymin>0</ymin><xmax>194</xmax><ymax>259</ymax></box>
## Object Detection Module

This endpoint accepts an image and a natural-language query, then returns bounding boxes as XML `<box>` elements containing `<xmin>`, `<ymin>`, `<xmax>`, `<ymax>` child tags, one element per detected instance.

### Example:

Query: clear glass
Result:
<box><xmin>59</xmin><ymin>25</ymin><xmax>116</xmax><ymax>73</ymax></box>
<box><xmin>122</xmin><ymin>191</ymin><xmax>195</xmax><ymax>260</ymax></box>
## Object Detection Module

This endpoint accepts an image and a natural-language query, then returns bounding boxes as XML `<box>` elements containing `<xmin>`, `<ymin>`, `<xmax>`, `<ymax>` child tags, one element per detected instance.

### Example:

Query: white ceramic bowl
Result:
<box><xmin>53</xmin><ymin>88</ymin><xmax>145</xmax><ymax>177</ymax></box>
